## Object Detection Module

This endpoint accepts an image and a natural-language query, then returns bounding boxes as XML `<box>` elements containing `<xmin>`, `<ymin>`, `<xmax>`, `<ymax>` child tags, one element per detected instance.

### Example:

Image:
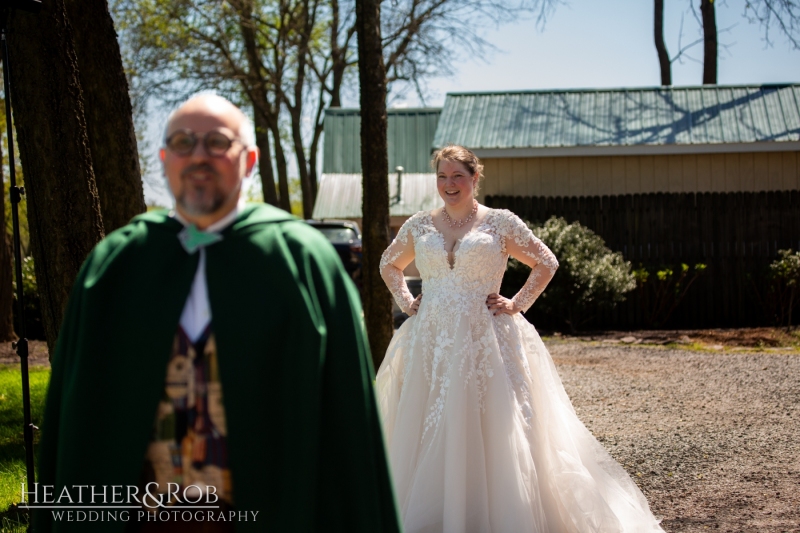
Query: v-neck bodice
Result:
<box><xmin>430</xmin><ymin>211</ymin><xmax>491</xmax><ymax>270</ymax></box>
<box><xmin>379</xmin><ymin>207</ymin><xmax>560</xmax><ymax>316</ymax></box>
<box><xmin>401</xmin><ymin>211</ymin><xmax>510</xmax><ymax>309</ymax></box>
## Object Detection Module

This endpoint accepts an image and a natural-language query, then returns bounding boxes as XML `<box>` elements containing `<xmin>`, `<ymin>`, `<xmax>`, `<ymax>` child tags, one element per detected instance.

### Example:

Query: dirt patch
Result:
<box><xmin>554</xmin><ymin>327</ymin><xmax>800</xmax><ymax>350</ymax></box>
<box><xmin>0</xmin><ymin>341</ymin><xmax>50</xmax><ymax>367</ymax></box>
<box><xmin>549</xmin><ymin>339</ymin><xmax>800</xmax><ymax>533</ymax></box>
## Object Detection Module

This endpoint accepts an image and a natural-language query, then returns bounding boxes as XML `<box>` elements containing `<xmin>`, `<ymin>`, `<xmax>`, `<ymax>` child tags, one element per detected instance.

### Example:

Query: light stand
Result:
<box><xmin>1</xmin><ymin>0</ymin><xmax>42</xmax><ymax>508</ymax></box>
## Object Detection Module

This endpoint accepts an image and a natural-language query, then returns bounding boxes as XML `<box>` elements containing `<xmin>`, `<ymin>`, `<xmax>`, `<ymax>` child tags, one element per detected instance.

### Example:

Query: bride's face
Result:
<box><xmin>437</xmin><ymin>160</ymin><xmax>477</xmax><ymax>207</ymax></box>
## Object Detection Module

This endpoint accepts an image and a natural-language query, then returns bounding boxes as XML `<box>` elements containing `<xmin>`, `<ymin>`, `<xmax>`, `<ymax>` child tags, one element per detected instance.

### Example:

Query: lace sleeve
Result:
<box><xmin>380</xmin><ymin>216</ymin><xmax>417</xmax><ymax>314</ymax></box>
<box><xmin>497</xmin><ymin>211</ymin><xmax>559</xmax><ymax>312</ymax></box>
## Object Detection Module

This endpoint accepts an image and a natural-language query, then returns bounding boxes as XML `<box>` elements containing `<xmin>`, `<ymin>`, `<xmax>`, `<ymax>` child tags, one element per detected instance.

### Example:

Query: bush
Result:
<box><xmin>765</xmin><ymin>249</ymin><xmax>800</xmax><ymax>329</ymax></box>
<box><xmin>632</xmin><ymin>262</ymin><xmax>707</xmax><ymax>328</ymax></box>
<box><xmin>505</xmin><ymin>216</ymin><xmax>636</xmax><ymax>332</ymax></box>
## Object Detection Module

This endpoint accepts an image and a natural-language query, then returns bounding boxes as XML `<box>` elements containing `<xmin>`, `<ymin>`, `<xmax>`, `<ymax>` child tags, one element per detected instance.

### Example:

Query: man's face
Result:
<box><xmin>161</xmin><ymin>102</ymin><xmax>251</xmax><ymax>220</ymax></box>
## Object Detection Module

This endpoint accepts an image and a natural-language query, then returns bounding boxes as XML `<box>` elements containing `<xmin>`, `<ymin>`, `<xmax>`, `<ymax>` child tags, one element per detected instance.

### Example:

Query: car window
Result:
<box><xmin>315</xmin><ymin>227</ymin><xmax>358</xmax><ymax>244</ymax></box>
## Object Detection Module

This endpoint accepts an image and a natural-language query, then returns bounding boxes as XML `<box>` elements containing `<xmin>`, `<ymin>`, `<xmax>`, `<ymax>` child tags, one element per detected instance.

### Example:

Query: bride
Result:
<box><xmin>376</xmin><ymin>145</ymin><xmax>664</xmax><ymax>533</ymax></box>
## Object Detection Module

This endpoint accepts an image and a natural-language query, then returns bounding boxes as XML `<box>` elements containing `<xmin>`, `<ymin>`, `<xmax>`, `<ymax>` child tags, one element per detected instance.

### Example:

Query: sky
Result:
<box><xmin>142</xmin><ymin>0</ymin><xmax>800</xmax><ymax>206</ymax></box>
<box><xmin>387</xmin><ymin>0</ymin><xmax>800</xmax><ymax>107</ymax></box>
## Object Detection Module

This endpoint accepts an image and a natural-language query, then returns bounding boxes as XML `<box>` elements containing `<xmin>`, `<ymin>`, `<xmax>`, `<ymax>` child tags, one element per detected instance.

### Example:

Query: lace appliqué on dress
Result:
<box><xmin>493</xmin><ymin>210</ymin><xmax>559</xmax><ymax>312</ymax></box>
<box><xmin>379</xmin><ymin>215</ymin><xmax>422</xmax><ymax>313</ymax></box>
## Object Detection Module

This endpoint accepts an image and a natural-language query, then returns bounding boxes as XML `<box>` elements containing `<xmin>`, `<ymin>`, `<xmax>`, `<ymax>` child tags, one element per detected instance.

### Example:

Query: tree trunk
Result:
<box><xmin>307</xmin><ymin>82</ymin><xmax>326</xmax><ymax>216</ymax></box>
<box><xmin>64</xmin><ymin>0</ymin><xmax>145</xmax><ymax>232</ymax></box>
<box><xmin>289</xmin><ymin>105</ymin><xmax>315</xmax><ymax>218</ymax></box>
<box><xmin>287</xmin><ymin>55</ymin><xmax>314</xmax><ymax>218</ymax></box>
<box><xmin>253</xmin><ymin>110</ymin><xmax>279</xmax><ymax>206</ymax></box>
<box><xmin>236</xmin><ymin>0</ymin><xmax>279</xmax><ymax>207</ymax></box>
<box><xmin>285</xmin><ymin>0</ymin><xmax>318</xmax><ymax>219</ymax></box>
<box><xmin>329</xmin><ymin>0</ymin><xmax>345</xmax><ymax>108</ymax></box>
<box><xmin>265</xmin><ymin>111</ymin><xmax>292</xmax><ymax>213</ymax></box>
<box><xmin>701</xmin><ymin>0</ymin><xmax>717</xmax><ymax>85</ymax></box>
<box><xmin>654</xmin><ymin>0</ymin><xmax>671</xmax><ymax>86</ymax></box>
<box><xmin>356</xmin><ymin>0</ymin><xmax>393</xmax><ymax>369</ymax></box>
<box><xmin>0</xmin><ymin>118</ymin><xmax>16</xmax><ymax>342</ymax></box>
<box><xmin>7</xmin><ymin>3</ymin><xmax>105</xmax><ymax>355</ymax></box>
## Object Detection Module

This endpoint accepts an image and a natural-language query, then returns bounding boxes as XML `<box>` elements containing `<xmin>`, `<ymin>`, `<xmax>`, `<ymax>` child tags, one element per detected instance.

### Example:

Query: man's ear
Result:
<box><xmin>159</xmin><ymin>148</ymin><xmax>166</xmax><ymax>163</ymax></box>
<box><xmin>245</xmin><ymin>147</ymin><xmax>259</xmax><ymax>177</ymax></box>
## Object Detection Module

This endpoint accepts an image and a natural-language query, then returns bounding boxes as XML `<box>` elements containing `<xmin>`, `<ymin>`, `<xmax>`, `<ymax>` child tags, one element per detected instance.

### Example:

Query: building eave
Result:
<box><xmin>471</xmin><ymin>141</ymin><xmax>800</xmax><ymax>159</ymax></box>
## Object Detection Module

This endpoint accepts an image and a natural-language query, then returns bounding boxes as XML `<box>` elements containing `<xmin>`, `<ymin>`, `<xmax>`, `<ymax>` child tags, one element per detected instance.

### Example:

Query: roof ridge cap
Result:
<box><xmin>443</xmin><ymin>83</ymin><xmax>800</xmax><ymax>97</ymax></box>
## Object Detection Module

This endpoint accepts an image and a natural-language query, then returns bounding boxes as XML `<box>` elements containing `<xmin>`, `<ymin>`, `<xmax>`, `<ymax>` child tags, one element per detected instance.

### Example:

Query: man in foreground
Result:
<box><xmin>33</xmin><ymin>95</ymin><xmax>400</xmax><ymax>532</ymax></box>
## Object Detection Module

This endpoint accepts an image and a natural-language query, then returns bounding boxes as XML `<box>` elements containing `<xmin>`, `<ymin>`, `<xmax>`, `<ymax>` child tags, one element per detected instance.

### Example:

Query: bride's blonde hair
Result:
<box><xmin>431</xmin><ymin>144</ymin><xmax>485</xmax><ymax>196</ymax></box>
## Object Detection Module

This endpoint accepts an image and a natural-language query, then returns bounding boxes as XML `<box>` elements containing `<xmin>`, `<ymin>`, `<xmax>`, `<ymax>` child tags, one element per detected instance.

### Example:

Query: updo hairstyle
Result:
<box><xmin>431</xmin><ymin>144</ymin><xmax>485</xmax><ymax>196</ymax></box>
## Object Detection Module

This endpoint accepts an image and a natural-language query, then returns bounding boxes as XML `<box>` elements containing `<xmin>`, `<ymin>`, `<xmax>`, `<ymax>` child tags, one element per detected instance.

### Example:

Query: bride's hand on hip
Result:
<box><xmin>486</xmin><ymin>293</ymin><xmax>522</xmax><ymax>316</ymax></box>
<box><xmin>408</xmin><ymin>294</ymin><xmax>422</xmax><ymax>316</ymax></box>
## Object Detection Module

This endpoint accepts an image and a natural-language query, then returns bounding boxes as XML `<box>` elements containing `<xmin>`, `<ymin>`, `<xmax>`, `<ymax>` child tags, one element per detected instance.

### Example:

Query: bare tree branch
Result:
<box><xmin>743</xmin><ymin>0</ymin><xmax>800</xmax><ymax>49</ymax></box>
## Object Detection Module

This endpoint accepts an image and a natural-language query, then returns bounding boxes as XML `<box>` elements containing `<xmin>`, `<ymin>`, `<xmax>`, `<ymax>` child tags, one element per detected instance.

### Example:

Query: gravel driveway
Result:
<box><xmin>548</xmin><ymin>339</ymin><xmax>800</xmax><ymax>533</ymax></box>
<box><xmin>4</xmin><ymin>339</ymin><xmax>799</xmax><ymax>531</ymax></box>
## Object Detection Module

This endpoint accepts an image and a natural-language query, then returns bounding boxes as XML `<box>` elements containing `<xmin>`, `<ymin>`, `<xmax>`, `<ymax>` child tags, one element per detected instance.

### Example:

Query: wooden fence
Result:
<box><xmin>486</xmin><ymin>191</ymin><xmax>800</xmax><ymax>330</ymax></box>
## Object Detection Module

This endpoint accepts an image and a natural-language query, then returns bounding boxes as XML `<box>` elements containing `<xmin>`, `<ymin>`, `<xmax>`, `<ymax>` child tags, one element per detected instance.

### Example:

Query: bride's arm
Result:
<box><xmin>501</xmin><ymin>213</ymin><xmax>559</xmax><ymax>313</ymax></box>
<box><xmin>380</xmin><ymin>219</ymin><xmax>417</xmax><ymax>315</ymax></box>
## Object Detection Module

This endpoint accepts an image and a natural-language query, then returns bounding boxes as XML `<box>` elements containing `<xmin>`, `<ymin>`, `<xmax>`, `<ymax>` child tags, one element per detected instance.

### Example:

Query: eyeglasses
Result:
<box><xmin>165</xmin><ymin>129</ymin><xmax>244</xmax><ymax>157</ymax></box>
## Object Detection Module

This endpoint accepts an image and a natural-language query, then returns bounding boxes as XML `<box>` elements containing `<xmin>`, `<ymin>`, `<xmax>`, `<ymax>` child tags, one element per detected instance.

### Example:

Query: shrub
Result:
<box><xmin>766</xmin><ymin>249</ymin><xmax>800</xmax><ymax>329</ymax></box>
<box><xmin>505</xmin><ymin>216</ymin><xmax>636</xmax><ymax>332</ymax></box>
<box><xmin>632</xmin><ymin>262</ymin><xmax>707</xmax><ymax>328</ymax></box>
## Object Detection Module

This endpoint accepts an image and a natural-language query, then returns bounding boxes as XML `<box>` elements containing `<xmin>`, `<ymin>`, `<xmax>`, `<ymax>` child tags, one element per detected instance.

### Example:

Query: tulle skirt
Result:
<box><xmin>375</xmin><ymin>310</ymin><xmax>664</xmax><ymax>533</ymax></box>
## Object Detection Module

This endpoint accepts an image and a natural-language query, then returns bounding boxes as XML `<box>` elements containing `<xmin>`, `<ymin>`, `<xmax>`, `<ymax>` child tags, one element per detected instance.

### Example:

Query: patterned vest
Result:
<box><xmin>142</xmin><ymin>324</ymin><xmax>233</xmax><ymax>506</ymax></box>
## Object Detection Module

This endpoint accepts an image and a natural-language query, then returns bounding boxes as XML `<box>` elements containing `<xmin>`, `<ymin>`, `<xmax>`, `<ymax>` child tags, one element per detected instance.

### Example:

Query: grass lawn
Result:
<box><xmin>0</xmin><ymin>365</ymin><xmax>49</xmax><ymax>532</ymax></box>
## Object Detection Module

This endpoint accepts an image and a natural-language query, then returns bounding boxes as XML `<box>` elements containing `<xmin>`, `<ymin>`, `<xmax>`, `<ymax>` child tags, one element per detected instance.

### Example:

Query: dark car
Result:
<box><xmin>305</xmin><ymin>219</ymin><xmax>363</xmax><ymax>286</ymax></box>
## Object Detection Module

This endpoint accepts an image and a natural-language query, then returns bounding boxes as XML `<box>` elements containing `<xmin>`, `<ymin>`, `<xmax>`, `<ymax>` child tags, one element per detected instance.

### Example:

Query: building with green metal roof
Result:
<box><xmin>433</xmin><ymin>84</ymin><xmax>799</xmax><ymax>198</ymax></box>
<box><xmin>314</xmin><ymin>107</ymin><xmax>443</xmax><ymax>226</ymax></box>
<box><xmin>314</xmin><ymin>85</ymin><xmax>799</xmax><ymax>328</ymax></box>
<box><xmin>316</xmin><ymin>85</ymin><xmax>799</xmax><ymax>219</ymax></box>
<box><xmin>323</xmin><ymin>107</ymin><xmax>441</xmax><ymax>174</ymax></box>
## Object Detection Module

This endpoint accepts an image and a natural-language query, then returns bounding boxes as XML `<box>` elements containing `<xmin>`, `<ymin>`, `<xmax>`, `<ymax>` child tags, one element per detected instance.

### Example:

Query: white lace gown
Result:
<box><xmin>376</xmin><ymin>209</ymin><xmax>664</xmax><ymax>533</ymax></box>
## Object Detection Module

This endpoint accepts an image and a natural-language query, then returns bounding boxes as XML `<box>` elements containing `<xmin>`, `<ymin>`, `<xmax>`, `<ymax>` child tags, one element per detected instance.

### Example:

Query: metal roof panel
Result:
<box><xmin>312</xmin><ymin>173</ymin><xmax>441</xmax><ymax>219</ymax></box>
<box><xmin>322</xmin><ymin>108</ymin><xmax>441</xmax><ymax>173</ymax></box>
<box><xmin>433</xmin><ymin>84</ymin><xmax>800</xmax><ymax>149</ymax></box>
<box><xmin>777</xmin><ymin>86</ymin><xmax>800</xmax><ymax>141</ymax></box>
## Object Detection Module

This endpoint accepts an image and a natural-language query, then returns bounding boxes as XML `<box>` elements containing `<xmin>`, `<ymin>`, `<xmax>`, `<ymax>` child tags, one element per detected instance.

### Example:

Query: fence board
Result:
<box><xmin>487</xmin><ymin>190</ymin><xmax>800</xmax><ymax>329</ymax></box>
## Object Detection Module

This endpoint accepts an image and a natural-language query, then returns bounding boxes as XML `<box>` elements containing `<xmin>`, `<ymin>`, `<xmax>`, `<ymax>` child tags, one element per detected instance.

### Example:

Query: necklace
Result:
<box><xmin>442</xmin><ymin>200</ymin><xmax>478</xmax><ymax>228</ymax></box>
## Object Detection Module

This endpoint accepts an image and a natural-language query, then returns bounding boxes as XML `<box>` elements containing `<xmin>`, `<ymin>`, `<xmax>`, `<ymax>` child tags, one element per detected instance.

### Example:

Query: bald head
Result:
<box><xmin>164</xmin><ymin>95</ymin><xmax>255</xmax><ymax>147</ymax></box>
<box><xmin>160</xmin><ymin>94</ymin><xmax>259</xmax><ymax>229</ymax></box>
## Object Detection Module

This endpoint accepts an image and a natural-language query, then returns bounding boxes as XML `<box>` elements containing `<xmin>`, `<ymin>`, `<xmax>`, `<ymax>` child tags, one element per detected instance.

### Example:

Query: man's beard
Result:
<box><xmin>175</xmin><ymin>163</ymin><xmax>227</xmax><ymax>216</ymax></box>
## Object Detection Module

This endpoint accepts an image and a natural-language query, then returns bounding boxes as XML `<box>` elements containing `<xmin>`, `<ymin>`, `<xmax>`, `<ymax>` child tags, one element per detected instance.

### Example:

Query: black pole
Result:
<box><xmin>1</xmin><ymin>7</ymin><xmax>36</xmax><ymax>499</ymax></box>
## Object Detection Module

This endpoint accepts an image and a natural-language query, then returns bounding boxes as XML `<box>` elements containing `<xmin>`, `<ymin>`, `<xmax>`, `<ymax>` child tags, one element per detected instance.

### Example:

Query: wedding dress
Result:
<box><xmin>376</xmin><ymin>208</ymin><xmax>664</xmax><ymax>533</ymax></box>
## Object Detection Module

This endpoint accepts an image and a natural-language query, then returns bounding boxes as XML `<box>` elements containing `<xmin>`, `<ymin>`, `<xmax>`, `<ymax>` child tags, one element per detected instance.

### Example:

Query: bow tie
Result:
<box><xmin>178</xmin><ymin>224</ymin><xmax>223</xmax><ymax>254</ymax></box>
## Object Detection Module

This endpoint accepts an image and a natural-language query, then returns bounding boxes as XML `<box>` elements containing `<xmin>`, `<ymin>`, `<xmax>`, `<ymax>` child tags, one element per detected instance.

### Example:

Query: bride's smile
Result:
<box><xmin>437</xmin><ymin>159</ymin><xmax>478</xmax><ymax>213</ymax></box>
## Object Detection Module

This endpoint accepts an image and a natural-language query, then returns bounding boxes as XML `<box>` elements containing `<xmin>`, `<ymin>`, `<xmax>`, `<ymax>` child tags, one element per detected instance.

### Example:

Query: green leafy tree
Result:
<box><xmin>506</xmin><ymin>216</ymin><xmax>636</xmax><ymax>332</ymax></box>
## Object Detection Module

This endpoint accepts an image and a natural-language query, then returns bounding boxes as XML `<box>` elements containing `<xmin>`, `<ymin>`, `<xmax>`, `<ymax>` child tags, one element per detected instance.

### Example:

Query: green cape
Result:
<box><xmin>34</xmin><ymin>204</ymin><xmax>401</xmax><ymax>532</ymax></box>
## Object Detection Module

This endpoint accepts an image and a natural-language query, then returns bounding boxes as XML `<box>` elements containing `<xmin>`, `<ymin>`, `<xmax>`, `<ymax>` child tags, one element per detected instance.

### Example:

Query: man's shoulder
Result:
<box><xmin>104</xmin><ymin>209</ymin><xmax>179</xmax><ymax>247</ymax></box>
<box><xmin>79</xmin><ymin>210</ymin><xmax>181</xmax><ymax>274</ymax></box>
<box><xmin>233</xmin><ymin>203</ymin><xmax>297</xmax><ymax>230</ymax></box>
<box><xmin>235</xmin><ymin>204</ymin><xmax>330</xmax><ymax>246</ymax></box>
